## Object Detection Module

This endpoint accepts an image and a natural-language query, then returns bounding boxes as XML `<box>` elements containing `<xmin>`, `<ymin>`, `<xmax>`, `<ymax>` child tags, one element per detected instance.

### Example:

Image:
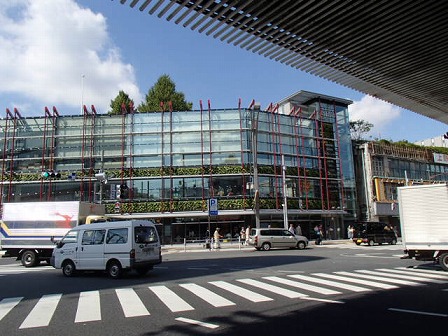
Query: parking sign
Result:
<box><xmin>209</xmin><ymin>198</ymin><xmax>218</xmax><ymax>216</ymax></box>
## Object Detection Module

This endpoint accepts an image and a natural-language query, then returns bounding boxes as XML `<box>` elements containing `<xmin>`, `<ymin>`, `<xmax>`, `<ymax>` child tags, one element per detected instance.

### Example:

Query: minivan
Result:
<box><xmin>51</xmin><ymin>220</ymin><xmax>162</xmax><ymax>278</ymax></box>
<box><xmin>353</xmin><ymin>222</ymin><xmax>398</xmax><ymax>246</ymax></box>
<box><xmin>248</xmin><ymin>228</ymin><xmax>309</xmax><ymax>251</ymax></box>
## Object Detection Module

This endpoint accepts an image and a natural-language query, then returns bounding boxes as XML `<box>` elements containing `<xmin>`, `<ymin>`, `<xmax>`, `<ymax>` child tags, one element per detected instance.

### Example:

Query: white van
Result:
<box><xmin>51</xmin><ymin>220</ymin><xmax>161</xmax><ymax>278</ymax></box>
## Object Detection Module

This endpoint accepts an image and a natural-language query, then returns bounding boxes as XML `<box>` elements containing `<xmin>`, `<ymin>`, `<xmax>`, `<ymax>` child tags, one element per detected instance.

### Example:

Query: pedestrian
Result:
<box><xmin>314</xmin><ymin>225</ymin><xmax>323</xmax><ymax>245</ymax></box>
<box><xmin>240</xmin><ymin>227</ymin><xmax>246</xmax><ymax>245</ymax></box>
<box><xmin>288</xmin><ymin>223</ymin><xmax>295</xmax><ymax>235</ymax></box>
<box><xmin>347</xmin><ymin>225</ymin><xmax>354</xmax><ymax>239</ymax></box>
<box><xmin>296</xmin><ymin>224</ymin><xmax>302</xmax><ymax>236</ymax></box>
<box><xmin>245</xmin><ymin>226</ymin><xmax>251</xmax><ymax>246</ymax></box>
<box><xmin>213</xmin><ymin>227</ymin><xmax>223</xmax><ymax>249</ymax></box>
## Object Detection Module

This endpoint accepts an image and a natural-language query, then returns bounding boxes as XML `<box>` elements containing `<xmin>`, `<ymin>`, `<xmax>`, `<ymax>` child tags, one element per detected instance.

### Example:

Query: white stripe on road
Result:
<box><xmin>388</xmin><ymin>308</ymin><xmax>448</xmax><ymax>317</ymax></box>
<box><xmin>313</xmin><ymin>273</ymin><xmax>398</xmax><ymax>290</ymax></box>
<box><xmin>179</xmin><ymin>283</ymin><xmax>235</xmax><ymax>307</ymax></box>
<box><xmin>75</xmin><ymin>291</ymin><xmax>101</xmax><ymax>323</ymax></box>
<box><xmin>0</xmin><ymin>297</ymin><xmax>23</xmax><ymax>321</ymax></box>
<box><xmin>237</xmin><ymin>279</ymin><xmax>307</xmax><ymax>298</ymax></box>
<box><xmin>395</xmin><ymin>267</ymin><xmax>448</xmax><ymax>278</ymax></box>
<box><xmin>263</xmin><ymin>276</ymin><xmax>342</xmax><ymax>295</ymax></box>
<box><xmin>288</xmin><ymin>274</ymin><xmax>371</xmax><ymax>292</ymax></box>
<box><xmin>175</xmin><ymin>317</ymin><xmax>219</xmax><ymax>329</ymax></box>
<box><xmin>209</xmin><ymin>281</ymin><xmax>273</xmax><ymax>302</ymax></box>
<box><xmin>20</xmin><ymin>294</ymin><xmax>61</xmax><ymax>329</ymax></box>
<box><xmin>381</xmin><ymin>268</ymin><xmax>448</xmax><ymax>280</ymax></box>
<box><xmin>336</xmin><ymin>271</ymin><xmax>420</xmax><ymax>286</ymax></box>
<box><xmin>116</xmin><ymin>288</ymin><xmax>150</xmax><ymax>317</ymax></box>
<box><xmin>149</xmin><ymin>285</ymin><xmax>194</xmax><ymax>312</ymax></box>
<box><xmin>356</xmin><ymin>270</ymin><xmax>446</xmax><ymax>284</ymax></box>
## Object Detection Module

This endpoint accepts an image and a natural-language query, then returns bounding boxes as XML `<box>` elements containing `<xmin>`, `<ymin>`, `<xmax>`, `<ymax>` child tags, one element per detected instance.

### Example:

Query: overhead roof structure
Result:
<box><xmin>117</xmin><ymin>0</ymin><xmax>448</xmax><ymax>124</ymax></box>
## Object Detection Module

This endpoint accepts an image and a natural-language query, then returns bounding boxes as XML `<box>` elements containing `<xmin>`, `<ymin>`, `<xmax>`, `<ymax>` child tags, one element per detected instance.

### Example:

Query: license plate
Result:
<box><xmin>142</xmin><ymin>247</ymin><xmax>153</xmax><ymax>253</ymax></box>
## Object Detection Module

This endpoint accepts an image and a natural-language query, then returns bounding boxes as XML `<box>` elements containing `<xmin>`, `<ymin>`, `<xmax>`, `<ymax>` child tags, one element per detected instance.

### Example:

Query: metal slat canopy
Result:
<box><xmin>117</xmin><ymin>0</ymin><xmax>448</xmax><ymax>124</ymax></box>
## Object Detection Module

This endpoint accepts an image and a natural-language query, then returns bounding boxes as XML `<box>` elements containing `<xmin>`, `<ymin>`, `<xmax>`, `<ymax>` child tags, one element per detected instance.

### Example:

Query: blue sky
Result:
<box><xmin>0</xmin><ymin>0</ymin><xmax>446</xmax><ymax>142</ymax></box>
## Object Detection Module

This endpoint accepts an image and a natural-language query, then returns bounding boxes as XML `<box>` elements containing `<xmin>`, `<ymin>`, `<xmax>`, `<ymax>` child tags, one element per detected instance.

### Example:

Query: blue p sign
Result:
<box><xmin>209</xmin><ymin>198</ymin><xmax>218</xmax><ymax>216</ymax></box>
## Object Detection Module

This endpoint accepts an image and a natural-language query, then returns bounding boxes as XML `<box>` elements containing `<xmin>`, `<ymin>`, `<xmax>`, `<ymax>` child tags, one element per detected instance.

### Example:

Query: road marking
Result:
<box><xmin>388</xmin><ymin>308</ymin><xmax>448</xmax><ymax>317</ymax></box>
<box><xmin>20</xmin><ymin>294</ymin><xmax>61</xmax><ymax>329</ymax></box>
<box><xmin>187</xmin><ymin>267</ymin><xmax>210</xmax><ymax>270</ymax></box>
<box><xmin>149</xmin><ymin>285</ymin><xmax>194</xmax><ymax>312</ymax></box>
<box><xmin>356</xmin><ymin>270</ymin><xmax>446</xmax><ymax>284</ymax></box>
<box><xmin>396</xmin><ymin>267</ymin><xmax>448</xmax><ymax>277</ymax></box>
<box><xmin>179</xmin><ymin>283</ymin><xmax>235</xmax><ymax>307</ymax></box>
<box><xmin>314</xmin><ymin>273</ymin><xmax>398</xmax><ymax>290</ymax></box>
<box><xmin>175</xmin><ymin>317</ymin><xmax>219</xmax><ymax>329</ymax></box>
<box><xmin>263</xmin><ymin>276</ymin><xmax>342</xmax><ymax>295</ymax></box>
<box><xmin>116</xmin><ymin>288</ymin><xmax>150</xmax><ymax>317</ymax></box>
<box><xmin>209</xmin><ymin>281</ymin><xmax>273</xmax><ymax>302</ymax></box>
<box><xmin>237</xmin><ymin>278</ymin><xmax>307</xmax><ymax>298</ymax></box>
<box><xmin>75</xmin><ymin>291</ymin><xmax>101</xmax><ymax>323</ymax></box>
<box><xmin>288</xmin><ymin>274</ymin><xmax>371</xmax><ymax>292</ymax></box>
<box><xmin>381</xmin><ymin>268</ymin><xmax>448</xmax><ymax>280</ymax></box>
<box><xmin>0</xmin><ymin>297</ymin><xmax>23</xmax><ymax>321</ymax></box>
<box><xmin>336</xmin><ymin>271</ymin><xmax>420</xmax><ymax>286</ymax></box>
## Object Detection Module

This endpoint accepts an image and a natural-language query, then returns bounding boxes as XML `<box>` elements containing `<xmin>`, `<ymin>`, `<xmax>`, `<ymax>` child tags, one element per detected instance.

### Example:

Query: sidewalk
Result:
<box><xmin>161</xmin><ymin>238</ymin><xmax>352</xmax><ymax>254</ymax></box>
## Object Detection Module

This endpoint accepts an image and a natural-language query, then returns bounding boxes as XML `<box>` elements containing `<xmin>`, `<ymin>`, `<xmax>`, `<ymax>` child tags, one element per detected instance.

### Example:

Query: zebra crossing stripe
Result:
<box><xmin>179</xmin><ymin>283</ymin><xmax>235</xmax><ymax>307</ymax></box>
<box><xmin>19</xmin><ymin>294</ymin><xmax>61</xmax><ymax>329</ymax></box>
<box><xmin>175</xmin><ymin>317</ymin><xmax>219</xmax><ymax>329</ymax></box>
<box><xmin>395</xmin><ymin>267</ymin><xmax>448</xmax><ymax>278</ymax></box>
<box><xmin>116</xmin><ymin>288</ymin><xmax>150</xmax><ymax>317</ymax></box>
<box><xmin>381</xmin><ymin>268</ymin><xmax>448</xmax><ymax>281</ymax></box>
<box><xmin>341</xmin><ymin>271</ymin><xmax>420</xmax><ymax>285</ymax></box>
<box><xmin>288</xmin><ymin>274</ymin><xmax>371</xmax><ymax>292</ymax></box>
<box><xmin>148</xmin><ymin>285</ymin><xmax>194</xmax><ymax>312</ymax></box>
<box><xmin>0</xmin><ymin>297</ymin><xmax>23</xmax><ymax>321</ymax></box>
<box><xmin>313</xmin><ymin>273</ymin><xmax>398</xmax><ymax>289</ymax></box>
<box><xmin>75</xmin><ymin>291</ymin><xmax>101</xmax><ymax>323</ymax></box>
<box><xmin>237</xmin><ymin>279</ymin><xmax>307</xmax><ymax>298</ymax></box>
<box><xmin>209</xmin><ymin>281</ymin><xmax>273</xmax><ymax>302</ymax></box>
<box><xmin>356</xmin><ymin>270</ymin><xmax>446</xmax><ymax>284</ymax></box>
<box><xmin>263</xmin><ymin>276</ymin><xmax>342</xmax><ymax>295</ymax></box>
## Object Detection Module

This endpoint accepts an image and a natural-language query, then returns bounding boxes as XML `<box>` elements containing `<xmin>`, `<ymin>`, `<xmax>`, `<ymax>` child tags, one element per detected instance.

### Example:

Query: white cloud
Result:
<box><xmin>348</xmin><ymin>95</ymin><xmax>402</xmax><ymax>138</ymax></box>
<box><xmin>0</xmin><ymin>0</ymin><xmax>141</xmax><ymax>115</ymax></box>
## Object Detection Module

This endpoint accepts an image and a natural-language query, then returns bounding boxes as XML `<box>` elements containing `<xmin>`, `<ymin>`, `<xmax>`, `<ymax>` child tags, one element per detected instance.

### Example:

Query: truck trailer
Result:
<box><xmin>0</xmin><ymin>201</ymin><xmax>106</xmax><ymax>267</ymax></box>
<box><xmin>398</xmin><ymin>183</ymin><xmax>448</xmax><ymax>271</ymax></box>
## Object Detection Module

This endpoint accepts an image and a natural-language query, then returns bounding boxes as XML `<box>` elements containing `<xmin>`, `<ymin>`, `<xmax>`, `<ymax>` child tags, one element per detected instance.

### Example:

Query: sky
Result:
<box><xmin>0</xmin><ymin>0</ymin><xmax>446</xmax><ymax>143</ymax></box>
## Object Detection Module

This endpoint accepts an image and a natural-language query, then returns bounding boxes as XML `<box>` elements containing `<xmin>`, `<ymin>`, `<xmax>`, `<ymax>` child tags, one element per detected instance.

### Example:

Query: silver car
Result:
<box><xmin>248</xmin><ymin>228</ymin><xmax>309</xmax><ymax>251</ymax></box>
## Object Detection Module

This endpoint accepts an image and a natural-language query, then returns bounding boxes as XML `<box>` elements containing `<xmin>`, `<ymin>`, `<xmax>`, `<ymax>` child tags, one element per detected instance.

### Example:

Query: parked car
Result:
<box><xmin>353</xmin><ymin>222</ymin><xmax>398</xmax><ymax>246</ymax></box>
<box><xmin>248</xmin><ymin>228</ymin><xmax>309</xmax><ymax>251</ymax></box>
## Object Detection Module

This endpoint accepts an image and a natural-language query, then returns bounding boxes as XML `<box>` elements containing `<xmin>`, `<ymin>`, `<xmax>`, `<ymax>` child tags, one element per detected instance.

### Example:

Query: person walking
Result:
<box><xmin>296</xmin><ymin>224</ymin><xmax>302</xmax><ymax>236</ymax></box>
<box><xmin>213</xmin><ymin>227</ymin><xmax>223</xmax><ymax>249</ymax></box>
<box><xmin>245</xmin><ymin>226</ymin><xmax>251</xmax><ymax>246</ymax></box>
<box><xmin>240</xmin><ymin>227</ymin><xmax>246</xmax><ymax>245</ymax></box>
<box><xmin>347</xmin><ymin>225</ymin><xmax>354</xmax><ymax>239</ymax></box>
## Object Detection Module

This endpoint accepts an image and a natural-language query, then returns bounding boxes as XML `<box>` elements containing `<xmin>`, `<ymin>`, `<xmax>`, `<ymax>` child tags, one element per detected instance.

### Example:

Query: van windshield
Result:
<box><xmin>135</xmin><ymin>226</ymin><xmax>158</xmax><ymax>244</ymax></box>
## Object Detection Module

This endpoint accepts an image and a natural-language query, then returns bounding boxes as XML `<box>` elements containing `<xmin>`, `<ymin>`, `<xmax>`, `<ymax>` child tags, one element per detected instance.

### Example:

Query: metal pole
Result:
<box><xmin>282</xmin><ymin>154</ymin><xmax>288</xmax><ymax>229</ymax></box>
<box><xmin>252</xmin><ymin>109</ymin><xmax>260</xmax><ymax>228</ymax></box>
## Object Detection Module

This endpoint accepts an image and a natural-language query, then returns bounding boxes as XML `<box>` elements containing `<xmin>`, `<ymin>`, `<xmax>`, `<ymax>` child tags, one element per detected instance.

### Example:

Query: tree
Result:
<box><xmin>138</xmin><ymin>74</ymin><xmax>193</xmax><ymax>112</ymax></box>
<box><xmin>109</xmin><ymin>90</ymin><xmax>134</xmax><ymax>115</ymax></box>
<box><xmin>349</xmin><ymin>119</ymin><xmax>374</xmax><ymax>140</ymax></box>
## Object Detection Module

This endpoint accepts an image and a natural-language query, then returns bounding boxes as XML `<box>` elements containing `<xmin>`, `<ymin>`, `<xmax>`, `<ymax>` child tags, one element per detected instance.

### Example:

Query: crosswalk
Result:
<box><xmin>1</xmin><ymin>267</ymin><xmax>447</xmax><ymax>330</ymax></box>
<box><xmin>0</xmin><ymin>264</ymin><xmax>53</xmax><ymax>276</ymax></box>
<box><xmin>317</xmin><ymin>243</ymin><xmax>403</xmax><ymax>250</ymax></box>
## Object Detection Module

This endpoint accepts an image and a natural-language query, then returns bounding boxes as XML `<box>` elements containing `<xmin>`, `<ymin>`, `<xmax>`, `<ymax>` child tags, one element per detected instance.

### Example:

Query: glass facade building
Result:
<box><xmin>0</xmin><ymin>91</ymin><xmax>355</xmax><ymax>243</ymax></box>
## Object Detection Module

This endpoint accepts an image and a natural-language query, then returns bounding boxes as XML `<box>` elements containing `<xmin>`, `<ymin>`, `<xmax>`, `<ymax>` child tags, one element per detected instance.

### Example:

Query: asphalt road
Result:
<box><xmin>0</xmin><ymin>242</ymin><xmax>446</xmax><ymax>335</ymax></box>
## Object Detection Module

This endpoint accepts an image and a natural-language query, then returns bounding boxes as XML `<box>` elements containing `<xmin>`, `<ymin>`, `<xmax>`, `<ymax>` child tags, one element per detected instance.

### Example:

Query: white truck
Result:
<box><xmin>0</xmin><ymin>201</ymin><xmax>106</xmax><ymax>267</ymax></box>
<box><xmin>398</xmin><ymin>183</ymin><xmax>448</xmax><ymax>271</ymax></box>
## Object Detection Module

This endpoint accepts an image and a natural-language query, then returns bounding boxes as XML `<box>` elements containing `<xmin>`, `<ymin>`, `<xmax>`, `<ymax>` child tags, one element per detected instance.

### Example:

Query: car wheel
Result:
<box><xmin>390</xmin><ymin>238</ymin><xmax>397</xmax><ymax>245</ymax></box>
<box><xmin>439</xmin><ymin>253</ymin><xmax>448</xmax><ymax>271</ymax></box>
<box><xmin>21</xmin><ymin>250</ymin><xmax>38</xmax><ymax>267</ymax></box>
<box><xmin>261</xmin><ymin>242</ymin><xmax>271</xmax><ymax>251</ymax></box>
<box><xmin>297</xmin><ymin>241</ymin><xmax>306</xmax><ymax>250</ymax></box>
<box><xmin>62</xmin><ymin>260</ymin><xmax>76</xmax><ymax>277</ymax></box>
<box><xmin>355</xmin><ymin>242</ymin><xmax>361</xmax><ymax>245</ymax></box>
<box><xmin>368</xmin><ymin>240</ymin><xmax>375</xmax><ymax>246</ymax></box>
<box><xmin>107</xmin><ymin>261</ymin><xmax>122</xmax><ymax>279</ymax></box>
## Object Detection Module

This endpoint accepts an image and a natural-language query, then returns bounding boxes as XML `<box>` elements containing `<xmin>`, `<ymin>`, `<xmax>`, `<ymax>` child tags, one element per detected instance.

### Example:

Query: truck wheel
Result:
<box><xmin>62</xmin><ymin>260</ymin><xmax>77</xmax><ymax>277</ymax></box>
<box><xmin>439</xmin><ymin>253</ymin><xmax>448</xmax><ymax>271</ymax></box>
<box><xmin>107</xmin><ymin>261</ymin><xmax>122</xmax><ymax>279</ymax></box>
<box><xmin>368</xmin><ymin>240</ymin><xmax>375</xmax><ymax>246</ymax></box>
<box><xmin>21</xmin><ymin>250</ymin><xmax>38</xmax><ymax>267</ymax></box>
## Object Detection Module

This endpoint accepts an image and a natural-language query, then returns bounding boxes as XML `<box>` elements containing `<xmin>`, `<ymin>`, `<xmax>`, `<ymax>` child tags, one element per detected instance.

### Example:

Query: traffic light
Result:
<box><xmin>41</xmin><ymin>170</ymin><xmax>61</xmax><ymax>179</ymax></box>
<box><xmin>117</xmin><ymin>184</ymin><xmax>129</xmax><ymax>199</ymax></box>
